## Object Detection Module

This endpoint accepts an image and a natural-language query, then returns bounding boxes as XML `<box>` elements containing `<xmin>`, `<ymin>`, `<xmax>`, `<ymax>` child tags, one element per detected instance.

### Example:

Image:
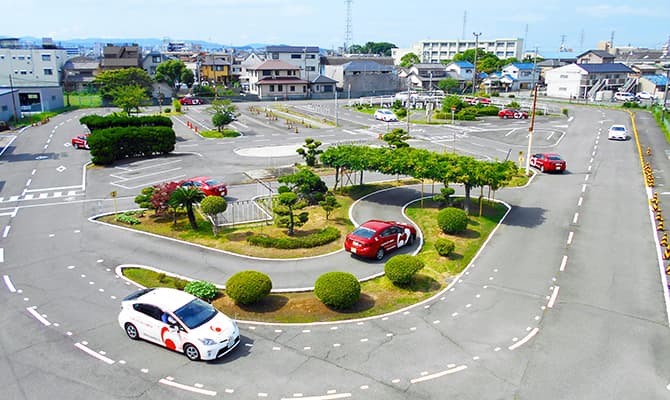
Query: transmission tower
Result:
<box><xmin>344</xmin><ymin>0</ymin><xmax>353</xmax><ymax>53</ymax></box>
<box><xmin>461</xmin><ymin>11</ymin><xmax>467</xmax><ymax>40</ymax></box>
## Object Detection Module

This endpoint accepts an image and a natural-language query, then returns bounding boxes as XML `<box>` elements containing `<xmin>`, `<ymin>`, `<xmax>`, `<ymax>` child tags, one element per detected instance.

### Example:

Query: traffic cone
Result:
<box><xmin>664</xmin><ymin>246</ymin><xmax>670</xmax><ymax>260</ymax></box>
<box><xmin>661</xmin><ymin>233</ymin><xmax>668</xmax><ymax>247</ymax></box>
<box><xmin>658</xmin><ymin>220</ymin><xmax>665</xmax><ymax>231</ymax></box>
<box><xmin>195</xmin><ymin>127</ymin><xmax>198</xmax><ymax>133</ymax></box>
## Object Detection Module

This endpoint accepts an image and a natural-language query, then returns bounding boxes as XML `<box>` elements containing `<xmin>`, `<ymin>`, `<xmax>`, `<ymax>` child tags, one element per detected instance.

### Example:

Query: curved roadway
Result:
<box><xmin>0</xmin><ymin>104</ymin><xmax>669</xmax><ymax>399</ymax></box>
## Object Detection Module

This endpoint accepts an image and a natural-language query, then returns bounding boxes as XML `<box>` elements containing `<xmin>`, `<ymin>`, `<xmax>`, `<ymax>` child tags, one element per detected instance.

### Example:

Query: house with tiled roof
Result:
<box><xmin>639</xmin><ymin>74</ymin><xmax>668</xmax><ymax>101</ymax></box>
<box><xmin>500</xmin><ymin>62</ymin><xmax>540</xmax><ymax>90</ymax></box>
<box><xmin>265</xmin><ymin>45</ymin><xmax>320</xmax><ymax>81</ymax></box>
<box><xmin>544</xmin><ymin>62</ymin><xmax>634</xmax><ymax>99</ymax></box>
<box><xmin>406</xmin><ymin>63</ymin><xmax>448</xmax><ymax>90</ymax></box>
<box><xmin>323</xmin><ymin>60</ymin><xmax>400</xmax><ymax>97</ymax></box>
<box><xmin>577</xmin><ymin>50</ymin><xmax>615</xmax><ymax>64</ymax></box>
<box><xmin>248</xmin><ymin>60</ymin><xmax>308</xmax><ymax>100</ymax></box>
<box><xmin>62</xmin><ymin>56</ymin><xmax>100</xmax><ymax>92</ymax></box>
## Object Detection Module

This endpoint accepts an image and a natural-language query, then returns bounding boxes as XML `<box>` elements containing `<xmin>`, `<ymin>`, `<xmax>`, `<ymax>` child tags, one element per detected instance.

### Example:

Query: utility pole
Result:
<box><xmin>472</xmin><ymin>32</ymin><xmax>482</xmax><ymax>95</ymax></box>
<box><xmin>530</xmin><ymin>46</ymin><xmax>538</xmax><ymax>91</ymax></box>
<box><xmin>8</xmin><ymin>74</ymin><xmax>19</xmax><ymax>122</ymax></box>
<box><xmin>525</xmin><ymin>85</ymin><xmax>539</xmax><ymax>175</ymax></box>
<box><xmin>662</xmin><ymin>65</ymin><xmax>670</xmax><ymax>122</ymax></box>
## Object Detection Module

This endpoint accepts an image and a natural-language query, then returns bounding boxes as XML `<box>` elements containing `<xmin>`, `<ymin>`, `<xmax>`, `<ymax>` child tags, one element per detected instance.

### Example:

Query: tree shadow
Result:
<box><xmin>501</xmin><ymin>205</ymin><xmax>547</xmax><ymax>228</ymax></box>
<box><xmin>326</xmin><ymin>293</ymin><xmax>376</xmax><ymax>314</ymax></box>
<box><xmin>1</xmin><ymin>149</ymin><xmax>62</xmax><ymax>162</ymax></box>
<box><xmin>236</xmin><ymin>294</ymin><xmax>289</xmax><ymax>313</ymax></box>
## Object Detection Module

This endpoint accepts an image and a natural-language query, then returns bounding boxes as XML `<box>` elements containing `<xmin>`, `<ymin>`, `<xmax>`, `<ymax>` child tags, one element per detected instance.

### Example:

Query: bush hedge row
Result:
<box><xmin>225</xmin><ymin>271</ymin><xmax>272</xmax><ymax>305</ymax></box>
<box><xmin>314</xmin><ymin>271</ymin><xmax>361</xmax><ymax>309</ymax></box>
<box><xmin>434</xmin><ymin>238</ymin><xmax>455</xmax><ymax>257</ymax></box>
<box><xmin>246</xmin><ymin>227</ymin><xmax>340</xmax><ymax>249</ymax></box>
<box><xmin>384</xmin><ymin>255</ymin><xmax>425</xmax><ymax>285</ymax></box>
<box><xmin>80</xmin><ymin>114</ymin><xmax>173</xmax><ymax>131</ymax></box>
<box><xmin>88</xmin><ymin>126</ymin><xmax>176</xmax><ymax>165</ymax></box>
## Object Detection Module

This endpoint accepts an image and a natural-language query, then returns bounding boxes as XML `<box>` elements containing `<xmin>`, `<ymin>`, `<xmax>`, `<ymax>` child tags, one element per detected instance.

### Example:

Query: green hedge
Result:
<box><xmin>314</xmin><ymin>272</ymin><xmax>361</xmax><ymax>309</ymax></box>
<box><xmin>226</xmin><ymin>271</ymin><xmax>272</xmax><ymax>305</ymax></box>
<box><xmin>184</xmin><ymin>280</ymin><xmax>219</xmax><ymax>301</ymax></box>
<box><xmin>475</xmin><ymin>105</ymin><xmax>501</xmax><ymax>116</ymax></box>
<box><xmin>88</xmin><ymin>126</ymin><xmax>176</xmax><ymax>165</ymax></box>
<box><xmin>80</xmin><ymin>114</ymin><xmax>173</xmax><ymax>131</ymax></box>
<box><xmin>384</xmin><ymin>255</ymin><xmax>425</xmax><ymax>285</ymax></box>
<box><xmin>434</xmin><ymin>238</ymin><xmax>455</xmax><ymax>257</ymax></box>
<box><xmin>437</xmin><ymin>207</ymin><xmax>468</xmax><ymax>234</ymax></box>
<box><xmin>246</xmin><ymin>227</ymin><xmax>340</xmax><ymax>249</ymax></box>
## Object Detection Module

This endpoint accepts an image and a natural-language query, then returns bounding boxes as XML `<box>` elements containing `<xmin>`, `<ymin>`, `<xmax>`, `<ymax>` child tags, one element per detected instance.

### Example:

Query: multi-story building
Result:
<box><xmin>101</xmin><ymin>43</ymin><xmax>141</xmax><ymax>70</ymax></box>
<box><xmin>200</xmin><ymin>52</ymin><xmax>232</xmax><ymax>85</ymax></box>
<box><xmin>544</xmin><ymin>62</ymin><xmax>634</xmax><ymax>99</ymax></box>
<box><xmin>0</xmin><ymin>38</ymin><xmax>67</xmax><ymax>113</ymax></box>
<box><xmin>500</xmin><ymin>62</ymin><xmax>540</xmax><ymax>90</ymax></box>
<box><xmin>247</xmin><ymin>60</ymin><xmax>308</xmax><ymax>100</ymax></box>
<box><xmin>265</xmin><ymin>46</ymin><xmax>320</xmax><ymax>81</ymax></box>
<box><xmin>62</xmin><ymin>56</ymin><xmax>100</xmax><ymax>92</ymax></box>
<box><xmin>392</xmin><ymin>38</ymin><xmax>524</xmax><ymax>65</ymax></box>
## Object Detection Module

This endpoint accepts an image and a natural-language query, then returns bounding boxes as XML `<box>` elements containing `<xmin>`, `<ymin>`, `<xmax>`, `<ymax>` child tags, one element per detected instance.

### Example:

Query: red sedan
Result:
<box><xmin>179</xmin><ymin>97</ymin><xmax>202</xmax><ymax>105</ymax></box>
<box><xmin>71</xmin><ymin>133</ymin><xmax>90</xmax><ymax>149</ymax></box>
<box><xmin>178</xmin><ymin>176</ymin><xmax>228</xmax><ymax>197</ymax></box>
<box><xmin>498</xmin><ymin>109</ymin><xmax>528</xmax><ymax>119</ymax></box>
<box><xmin>344</xmin><ymin>220</ymin><xmax>417</xmax><ymax>260</ymax></box>
<box><xmin>465</xmin><ymin>97</ymin><xmax>491</xmax><ymax>105</ymax></box>
<box><xmin>529</xmin><ymin>153</ymin><xmax>566</xmax><ymax>173</ymax></box>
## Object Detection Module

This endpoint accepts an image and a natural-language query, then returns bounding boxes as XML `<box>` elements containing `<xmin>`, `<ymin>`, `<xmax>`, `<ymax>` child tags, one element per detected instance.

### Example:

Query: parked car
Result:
<box><xmin>344</xmin><ymin>219</ymin><xmax>417</xmax><ymax>260</ymax></box>
<box><xmin>498</xmin><ymin>109</ymin><xmax>528</xmax><ymax>119</ymax></box>
<box><xmin>529</xmin><ymin>153</ymin><xmax>566</xmax><ymax>173</ymax></box>
<box><xmin>465</xmin><ymin>97</ymin><xmax>492</xmax><ymax>105</ymax></box>
<box><xmin>179</xmin><ymin>97</ymin><xmax>203</xmax><ymax>105</ymax></box>
<box><xmin>614</xmin><ymin>92</ymin><xmax>636</xmax><ymax>102</ymax></box>
<box><xmin>635</xmin><ymin>91</ymin><xmax>655</xmax><ymax>101</ymax></box>
<box><xmin>179</xmin><ymin>176</ymin><xmax>228</xmax><ymax>197</ymax></box>
<box><xmin>118</xmin><ymin>287</ymin><xmax>240</xmax><ymax>361</ymax></box>
<box><xmin>71</xmin><ymin>133</ymin><xmax>90</xmax><ymax>150</ymax></box>
<box><xmin>374</xmin><ymin>109</ymin><xmax>398</xmax><ymax>122</ymax></box>
<box><xmin>607</xmin><ymin>124</ymin><xmax>629</xmax><ymax>140</ymax></box>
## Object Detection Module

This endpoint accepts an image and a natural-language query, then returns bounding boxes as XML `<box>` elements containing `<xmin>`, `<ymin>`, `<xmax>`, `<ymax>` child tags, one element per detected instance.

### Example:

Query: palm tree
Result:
<box><xmin>169</xmin><ymin>187</ymin><xmax>205</xmax><ymax>230</ymax></box>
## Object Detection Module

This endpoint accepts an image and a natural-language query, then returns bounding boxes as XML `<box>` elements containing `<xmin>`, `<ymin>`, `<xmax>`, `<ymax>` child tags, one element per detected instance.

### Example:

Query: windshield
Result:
<box><xmin>612</xmin><ymin>126</ymin><xmax>626</xmax><ymax>131</ymax></box>
<box><xmin>352</xmin><ymin>227</ymin><xmax>376</xmax><ymax>239</ymax></box>
<box><xmin>205</xmin><ymin>179</ymin><xmax>221</xmax><ymax>186</ymax></box>
<box><xmin>548</xmin><ymin>156</ymin><xmax>563</xmax><ymax>161</ymax></box>
<box><xmin>174</xmin><ymin>298</ymin><xmax>218</xmax><ymax>329</ymax></box>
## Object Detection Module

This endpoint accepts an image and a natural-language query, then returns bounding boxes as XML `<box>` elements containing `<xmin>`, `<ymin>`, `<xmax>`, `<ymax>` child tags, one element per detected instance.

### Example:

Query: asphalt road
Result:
<box><xmin>0</xmin><ymin>101</ymin><xmax>668</xmax><ymax>399</ymax></box>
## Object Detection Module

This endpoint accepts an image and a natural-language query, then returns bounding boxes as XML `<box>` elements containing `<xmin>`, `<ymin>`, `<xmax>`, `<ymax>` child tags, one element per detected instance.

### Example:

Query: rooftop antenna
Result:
<box><xmin>610</xmin><ymin>30</ymin><xmax>615</xmax><ymax>51</ymax></box>
<box><xmin>559</xmin><ymin>34</ymin><xmax>567</xmax><ymax>52</ymax></box>
<box><xmin>344</xmin><ymin>0</ymin><xmax>353</xmax><ymax>53</ymax></box>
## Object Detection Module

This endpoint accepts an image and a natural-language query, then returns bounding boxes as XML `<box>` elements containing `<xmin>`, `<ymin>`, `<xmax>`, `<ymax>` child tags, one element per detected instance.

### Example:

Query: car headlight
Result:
<box><xmin>199</xmin><ymin>338</ymin><xmax>217</xmax><ymax>346</ymax></box>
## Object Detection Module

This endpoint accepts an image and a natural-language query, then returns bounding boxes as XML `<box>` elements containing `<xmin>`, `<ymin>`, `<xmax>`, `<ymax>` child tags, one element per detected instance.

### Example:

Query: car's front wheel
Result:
<box><xmin>375</xmin><ymin>248</ymin><xmax>385</xmax><ymax>260</ymax></box>
<box><xmin>125</xmin><ymin>323</ymin><xmax>139</xmax><ymax>340</ymax></box>
<box><xmin>183</xmin><ymin>343</ymin><xmax>201</xmax><ymax>361</ymax></box>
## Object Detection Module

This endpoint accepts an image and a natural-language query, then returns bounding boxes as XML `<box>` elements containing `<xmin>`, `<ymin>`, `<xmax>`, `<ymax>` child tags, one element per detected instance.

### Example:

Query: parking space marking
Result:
<box><xmin>74</xmin><ymin>342</ymin><xmax>115</xmax><ymax>365</ymax></box>
<box><xmin>159</xmin><ymin>378</ymin><xmax>216</xmax><ymax>396</ymax></box>
<box><xmin>410</xmin><ymin>365</ymin><xmax>467</xmax><ymax>384</ymax></box>
<box><xmin>508</xmin><ymin>328</ymin><xmax>539</xmax><ymax>350</ymax></box>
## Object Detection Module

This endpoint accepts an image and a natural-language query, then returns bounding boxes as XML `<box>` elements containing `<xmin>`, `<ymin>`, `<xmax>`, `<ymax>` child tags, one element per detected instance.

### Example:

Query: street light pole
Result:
<box><xmin>472</xmin><ymin>32</ymin><xmax>482</xmax><ymax>95</ymax></box>
<box><xmin>525</xmin><ymin>85</ymin><xmax>539</xmax><ymax>175</ymax></box>
<box><xmin>662</xmin><ymin>65</ymin><xmax>670</xmax><ymax>122</ymax></box>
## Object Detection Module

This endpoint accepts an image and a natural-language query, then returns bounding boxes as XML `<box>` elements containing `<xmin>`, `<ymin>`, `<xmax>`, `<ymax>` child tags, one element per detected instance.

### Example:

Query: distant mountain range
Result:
<box><xmin>16</xmin><ymin>36</ymin><xmax>271</xmax><ymax>51</ymax></box>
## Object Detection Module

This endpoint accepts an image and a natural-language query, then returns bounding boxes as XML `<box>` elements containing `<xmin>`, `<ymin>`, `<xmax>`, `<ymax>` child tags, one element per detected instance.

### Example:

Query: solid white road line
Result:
<box><xmin>547</xmin><ymin>286</ymin><xmax>560</xmax><ymax>308</ymax></box>
<box><xmin>410</xmin><ymin>365</ymin><xmax>467</xmax><ymax>383</ymax></box>
<box><xmin>159</xmin><ymin>378</ymin><xmax>216</xmax><ymax>396</ymax></box>
<box><xmin>3</xmin><ymin>275</ymin><xmax>16</xmax><ymax>292</ymax></box>
<box><xmin>74</xmin><ymin>343</ymin><xmax>115</xmax><ymax>365</ymax></box>
<box><xmin>26</xmin><ymin>306</ymin><xmax>51</xmax><ymax>326</ymax></box>
<box><xmin>508</xmin><ymin>328</ymin><xmax>540</xmax><ymax>350</ymax></box>
<box><xmin>281</xmin><ymin>393</ymin><xmax>352</xmax><ymax>400</ymax></box>
<box><xmin>0</xmin><ymin>247</ymin><xmax>3</xmax><ymax>262</ymax></box>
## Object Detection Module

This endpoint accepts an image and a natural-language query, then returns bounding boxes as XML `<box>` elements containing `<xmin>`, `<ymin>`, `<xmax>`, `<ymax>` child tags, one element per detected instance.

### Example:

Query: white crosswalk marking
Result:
<box><xmin>0</xmin><ymin>190</ymin><xmax>84</xmax><ymax>203</ymax></box>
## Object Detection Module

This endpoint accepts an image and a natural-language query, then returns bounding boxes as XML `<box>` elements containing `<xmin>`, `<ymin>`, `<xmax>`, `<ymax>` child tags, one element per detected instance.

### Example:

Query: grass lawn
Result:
<box><xmin>200</xmin><ymin>129</ymin><xmax>241</xmax><ymax>138</ymax></box>
<box><xmin>118</xmin><ymin>185</ymin><xmax>508</xmax><ymax>323</ymax></box>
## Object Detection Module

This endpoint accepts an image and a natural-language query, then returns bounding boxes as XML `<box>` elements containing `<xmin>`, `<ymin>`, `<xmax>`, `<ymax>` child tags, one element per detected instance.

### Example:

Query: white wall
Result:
<box><xmin>545</xmin><ymin>64</ymin><xmax>584</xmax><ymax>99</ymax></box>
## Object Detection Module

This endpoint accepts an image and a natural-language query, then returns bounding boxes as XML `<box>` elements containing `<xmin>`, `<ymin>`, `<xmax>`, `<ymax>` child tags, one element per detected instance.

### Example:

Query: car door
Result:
<box><xmin>132</xmin><ymin>303</ymin><xmax>164</xmax><ymax>344</ymax></box>
<box><xmin>379</xmin><ymin>227</ymin><xmax>397</xmax><ymax>251</ymax></box>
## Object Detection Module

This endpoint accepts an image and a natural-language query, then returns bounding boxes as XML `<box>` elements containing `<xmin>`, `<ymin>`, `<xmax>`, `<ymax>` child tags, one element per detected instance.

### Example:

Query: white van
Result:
<box><xmin>614</xmin><ymin>92</ymin><xmax>635</xmax><ymax>101</ymax></box>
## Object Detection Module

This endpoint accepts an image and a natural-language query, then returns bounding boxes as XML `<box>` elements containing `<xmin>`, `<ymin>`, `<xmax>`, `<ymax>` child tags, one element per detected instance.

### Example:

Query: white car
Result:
<box><xmin>374</xmin><ymin>109</ymin><xmax>398</xmax><ymax>122</ymax></box>
<box><xmin>608</xmin><ymin>124</ymin><xmax>629</xmax><ymax>140</ymax></box>
<box><xmin>614</xmin><ymin>92</ymin><xmax>635</xmax><ymax>102</ymax></box>
<box><xmin>636</xmin><ymin>91</ymin><xmax>654</xmax><ymax>101</ymax></box>
<box><xmin>118</xmin><ymin>287</ymin><xmax>240</xmax><ymax>361</ymax></box>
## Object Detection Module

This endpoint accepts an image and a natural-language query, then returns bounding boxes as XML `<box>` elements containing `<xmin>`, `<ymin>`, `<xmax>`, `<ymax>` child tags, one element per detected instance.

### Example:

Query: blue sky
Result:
<box><xmin>4</xmin><ymin>0</ymin><xmax>669</xmax><ymax>52</ymax></box>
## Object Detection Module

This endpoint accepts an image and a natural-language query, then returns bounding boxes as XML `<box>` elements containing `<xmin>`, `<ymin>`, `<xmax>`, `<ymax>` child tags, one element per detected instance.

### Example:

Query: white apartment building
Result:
<box><xmin>392</xmin><ymin>38</ymin><xmax>524</xmax><ymax>65</ymax></box>
<box><xmin>265</xmin><ymin>46</ymin><xmax>320</xmax><ymax>81</ymax></box>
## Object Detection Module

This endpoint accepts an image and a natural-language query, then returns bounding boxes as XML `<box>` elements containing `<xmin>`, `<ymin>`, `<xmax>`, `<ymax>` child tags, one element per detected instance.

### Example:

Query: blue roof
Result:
<box><xmin>642</xmin><ymin>74</ymin><xmax>668</xmax><ymax>86</ymax></box>
<box><xmin>508</xmin><ymin>62</ymin><xmax>535</xmax><ymax>70</ymax></box>
<box><xmin>538</xmin><ymin>52</ymin><xmax>577</xmax><ymax>60</ymax></box>
<box><xmin>501</xmin><ymin>74</ymin><xmax>517</xmax><ymax>81</ymax></box>
<box><xmin>453</xmin><ymin>61</ymin><xmax>474</xmax><ymax>68</ymax></box>
<box><xmin>342</xmin><ymin>61</ymin><xmax>394</xmax><ymax>72</ymax></box>
<box><xmin>266</xmin><ymin>45</ymin><xmax>319</xmax><ymax>53</ymax></box>
<box><xmin>578</xmin><ymin>63</ymin><xmax>633</xmax><ymax>73</ymax></box>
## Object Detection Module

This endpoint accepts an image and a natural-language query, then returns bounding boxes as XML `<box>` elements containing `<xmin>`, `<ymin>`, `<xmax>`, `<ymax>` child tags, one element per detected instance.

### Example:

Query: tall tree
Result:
<box><xmin>296</xmin><ymin>137</ymin><xmax>323</xmax><ymax>167</ymax></box>
<box><xmin>94</xmin><ymin>67</ymin><xmax>153</xmax><ymax>100</ymax></box>
<box><xmin>400</xmin><ymin>52</ymin><xmax>421</xmax><ymax>68</ymax></box>
<box><xmin>155</xmin><ymin>60</ymin><xmax>187</xmax><ymax>95</ymax></box>
<box><xmin>180</xmin><ymin>68</ymin><xmax>195</xmax><ymax>88</ymax></box>
<box><xmin>109</xmin><ymin>85</ymin><xmax>150</xmax><ymax>116</ymax></box>
<box><xmin>273</xmin><ymin>187</ymin><xmax>308</xmax><ymax>236</ymax></box>
<box><xmin>437</xmin><ymin>78</ymin><xmax>460</xmax><ymax>93</ymax></box>
<box><xmin>169</xmin><ymin>187</ymin><xmax>205</xmax><ymax>230</ymax></box>
<box><xmin>383</xmin><ymin>128</ymin><xmax>411</xmax><ymax>149</ymax></box>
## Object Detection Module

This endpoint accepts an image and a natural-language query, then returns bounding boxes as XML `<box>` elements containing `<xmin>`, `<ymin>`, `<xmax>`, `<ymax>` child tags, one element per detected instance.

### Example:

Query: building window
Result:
<box><xmin>307</xmin><ymin>66</ymin><xmax>316</xmax><ymax>72</ymax></box>
<box><xmin>269</xmin><ymin>85</ymin><xmax>274</xmax><ymax>92</ymax></box>
<box><xmin>307</xmin><ymin>54</ymin><xmax>316</xmax><ymax>59</ymax></box>
<box><xmin>41</xmin><ymin>54</ymin><xmax>51</xmax><ymax>61</ymax></box>
<box><xmin>44</xmin><ymin>68</ymin><xmax>53</xmax><ymax>75</ymax></box>
<box><xmin>278</xmin><ymin>84</ymin><xmax>283</xmax><ymax>91</ymax></box>
<box><xmin>262</xmin><ymin>70</ymin><xmax>272</xmax><ymax>76</ymax></box>
<box><xmin>18</xmin><ymin>56</ymin><xmax>25</xmax><ymax>60</ymax></box>
<box><xmin>272</xmin><ymin>53</ymin><xmax>279</xmax><ymax>60</ymax></box>
<box><xmin>20</xmin><ymin>70</ymin><xmax>27</xmax><ymax>75</ymax></box>
<box><xmin>560</xmin><ymin>74</ymin><xmax>568</xmax><ymax>79</ymax></box>
<box><xmin>1</xmin><ymin>105</ymin><xmax>7</xmax><ymax>112</ymax></box>
<box><xmin>290</xmin><ymin>85</ymin><xmax>295</xmax><ymax>92</ymax></box>
<box><xmin>291</xmin><ymin>54</ymin><xmax>301</xmax><ymax>59</ymax></box>
<box><xmin>152</xmin><ymin>56</ymin><xmax>161</xmax><ymax>63</ymax></box>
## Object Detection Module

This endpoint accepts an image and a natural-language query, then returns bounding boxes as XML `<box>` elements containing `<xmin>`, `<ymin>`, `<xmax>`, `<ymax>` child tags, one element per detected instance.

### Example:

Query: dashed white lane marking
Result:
<box><xmin>508</xmin><ymin>328</ymin><xmax>540</xmax><ymax>350</ymax></box>
<box><xmin>0</xmin><ymin>248</ymin><xmax>3</xmax><ymax>263</ymax></box>
<box><xmin>582</xmin><ymin>184</ymin><xmax>587</xmax><ymax>193</ymax></box>
<box><xmin>567</xmin><ymin>231</ymin><xmax>574</xmax><ymax>245</ymax></box>
<box><xmin>547</xmin><ymin>286</ymin><xmax>560</xmax><ymax>308</ymax></box>
<box><xmin>159</xmin><ymin>378</ymin><xmax>216</xmax><ymax>396</ymax></box>
<box><xmin>281</xmin><ymin>393</ymin><xmax>352</xmax><ymax>400</ymax></box>
<box><xmin>3</xmin><ymin>275</ymin><xmax>16</xmax><ymax>292</ymax></box>
<box><xmin>74</xmin><ymin>343</ymin><xmax>115</xmax><ymax>365</ymax></box>
<box><xmin>410</xmin><ymin>365</ymin><xmax>468</xmax><ymax>383</ymax></box>
<box><xmin>584</xmin><ymin>174</ymin><xmax>590</xmax><ymax>182</ymax></box>
<box><xmin>573</xmin><ymin>213</ymin><xmax>579</xmax><ymax>224</ymax></box>
<box><xmin>26</xmin><ymin>306</ymin><xmax>50</xmax><ymax>326</ymax></box>
<box><xmin>2</xmin><ymin>226</ymin><xmax>10</xmax><ymax>238</ymax></box>
<box><xmin>560</xmin><ymin>255</ymin><xmax>568</xmax><ymax>272</ymax></box>
<box><xmin>577</xmin><ymin>197</ymin><xmax>583</xmax><ymax>207</ymax></box>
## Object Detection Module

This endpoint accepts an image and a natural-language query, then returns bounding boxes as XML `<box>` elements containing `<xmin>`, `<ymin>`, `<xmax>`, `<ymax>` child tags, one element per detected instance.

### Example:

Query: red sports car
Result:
<box><xmin>344</xmin><ymin>220</ymin><xmax>417</xmax><ymax>260</ymax></box>
<box><xmin>71</xmin><ymin>133</ymin><xmax>90</xmax><ymax>149</ymax></box>
<box><xmin>178</xmin><ymin>176</ymin><xmax>228</xmax><ymax>196</ymax></box>
<box><xmin>465</xmin><ymin>97</ymin><xmax>492</xmax><ymax>105</ymax></box>
<box><xmin>529</xmin><ymin>153</ymin><xmax>566</xmax><ymax>173</ymax></box>
<box><xmin>179</xmin><ymin>97</ymin><xmax>202</xmax><ymax>105</ymax></box>
<box><xmin>498</xmin><ymin>109</ymin><xmax>528</xmax><ymax>119</ymax></box>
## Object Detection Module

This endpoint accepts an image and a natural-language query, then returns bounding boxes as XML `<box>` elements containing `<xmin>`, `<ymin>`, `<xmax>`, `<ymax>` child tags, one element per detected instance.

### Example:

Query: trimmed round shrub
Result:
<box><xmin>314</xmin><ymin>272</ymin><xmax>361</xmax><ymax>310</ymax></box>
<box><xmin>434</xmin><ymin>238</ymin><xmax>456</xmax><ymax>257</ymax></box>
<box><xmin>226</xmin><ymin>270</ymin><xmax>272</xmax><ymax>305</ymax></box>
<box><xmin>437</xmin><ymin>207</ymin><xmax>468</xmax><ymax>234</ymax></box>
<box><xmin>384</xmin><ymin>255</ymin><xmax>425</xmax><ymax>285</ymax></box>
<box><xmin>184</xmin><ymin>280</ymin><xmax>218</xmax><ymax>301</ymax></box>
